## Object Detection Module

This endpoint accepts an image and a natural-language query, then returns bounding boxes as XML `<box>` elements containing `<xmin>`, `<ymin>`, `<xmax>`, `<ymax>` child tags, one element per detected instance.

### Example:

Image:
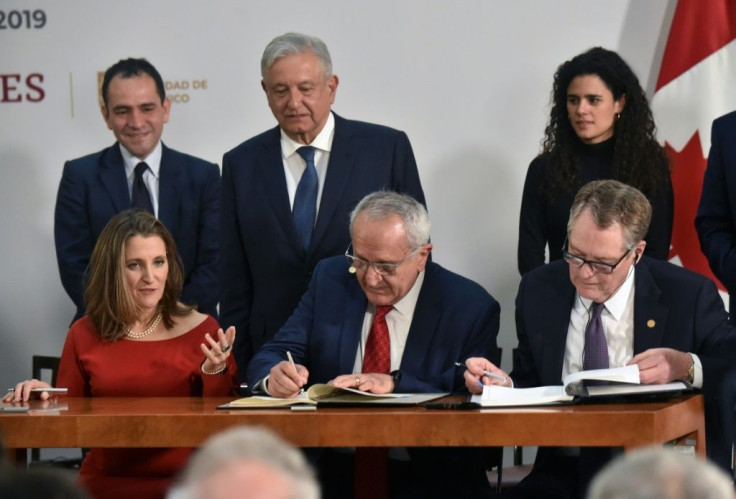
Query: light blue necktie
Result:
<box><xmin>293</xmin><ymin>146</ymin><xmax>318</xmax><ymax>251</ymax></box>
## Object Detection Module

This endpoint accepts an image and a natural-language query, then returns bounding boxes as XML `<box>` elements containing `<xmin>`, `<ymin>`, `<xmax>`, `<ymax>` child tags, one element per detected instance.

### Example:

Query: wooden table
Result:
<box><xmin>0</xmin><ymin>394</ymin><xmax>705</xmax><ymax>458</ymax></box>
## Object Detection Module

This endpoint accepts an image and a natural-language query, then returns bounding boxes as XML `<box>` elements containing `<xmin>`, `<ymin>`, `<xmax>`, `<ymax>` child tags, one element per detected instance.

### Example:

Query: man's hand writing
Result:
<box><xmin>463</xmin><ymin>357</ymin><xmax>512</xmax><ymax>393</ymax></box>
<box><xmin>268</xmin><ymin>360</ymin><xmax>309</xmax><ymax>398</ymax></box>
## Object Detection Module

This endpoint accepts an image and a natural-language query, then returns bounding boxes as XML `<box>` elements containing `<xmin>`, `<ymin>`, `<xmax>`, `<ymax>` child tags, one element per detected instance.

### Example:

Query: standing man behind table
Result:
<box><xmin>465</xmin><ymin>180</ymin><xmax>736</xmax><ymax>499</ymax></box>
<box><xmin>696</xmin><ymin>110</ymin><xmax>736</xmax><ymax>323</ymax></box>
<box><xmin>248</xmin><ymin>191</ymin><xmax>499</xmax><ymax>498</ymax></box>
<box><xmin>221</xmin><ymin>32</ymin><xmax>426</xmax><ymax>376</ymax></box>
<box><xmin>55</xmin><ymin>58</ymin><xmax>220</xmax><ymax>321</ymax></box>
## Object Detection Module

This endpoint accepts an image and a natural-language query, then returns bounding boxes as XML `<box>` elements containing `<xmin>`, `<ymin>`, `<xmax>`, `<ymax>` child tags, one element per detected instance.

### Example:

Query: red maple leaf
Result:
<box><xmin>665</xmin><ymin>132</ymin><xmax>725</xmax><ymax>291</ymax></box>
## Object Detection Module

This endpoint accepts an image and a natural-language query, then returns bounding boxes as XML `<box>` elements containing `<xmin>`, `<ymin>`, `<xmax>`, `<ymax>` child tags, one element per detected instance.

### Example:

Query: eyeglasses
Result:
<box><xmin>344</xmin><ymin>243</ymin><xmax>419</xmax><ymax>276</ymax></box>
<box><xmin>562</xmin><ymin>240</ymin><xmax>633</xmax><ymax>275</ymax></box>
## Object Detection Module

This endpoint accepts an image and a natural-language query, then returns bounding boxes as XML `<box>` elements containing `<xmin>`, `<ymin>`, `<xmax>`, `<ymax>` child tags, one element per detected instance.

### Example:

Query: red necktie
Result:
<box><xmin>356</xmin><ymin>305</ymin><xmax>393</xmax><ymax>499</ymax></box>
<box><xmin>362</xmin><ymin>305</ymin><xmax>393</xmax><ymax>374</ymax></box>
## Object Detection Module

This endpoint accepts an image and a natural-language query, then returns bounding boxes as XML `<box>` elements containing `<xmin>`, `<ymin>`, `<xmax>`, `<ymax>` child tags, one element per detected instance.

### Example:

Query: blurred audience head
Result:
<box><xmin>588</xmin><ymin>447</ymin><xmax>734</xmax><ymax>499</ymax></box>
<box><xmin>168</xmin><ymin>426</ymin><xmax>319</xmax><ymax>499</ymax></box>
<box><xmin>0</xmin><ymin>465</ymin><xmax>88</xmax><ymax>499</ymax></box>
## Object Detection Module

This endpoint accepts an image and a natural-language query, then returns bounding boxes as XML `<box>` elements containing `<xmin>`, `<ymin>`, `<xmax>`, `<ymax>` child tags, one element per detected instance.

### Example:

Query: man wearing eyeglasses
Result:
<box><xmin>463</xmin><ymin>179</ymin><xmax>736</xmax><ymax>498</ymax></box>
<box><xmin>221</xmin><ymin>33</ymin><xmax>426</xmax><ymax>378</ymax></box>
<box><xmin>247</xmin><ymin>190</ymin><xmax>499</xmax><ymax>498</ymax></box>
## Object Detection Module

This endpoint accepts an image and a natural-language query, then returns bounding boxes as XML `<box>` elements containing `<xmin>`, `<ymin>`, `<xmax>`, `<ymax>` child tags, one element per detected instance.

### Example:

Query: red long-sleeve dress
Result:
<box><xmin>57</xmin><ymin>315</ymin><xmax>238</xmax><ymax>499</ymax></box>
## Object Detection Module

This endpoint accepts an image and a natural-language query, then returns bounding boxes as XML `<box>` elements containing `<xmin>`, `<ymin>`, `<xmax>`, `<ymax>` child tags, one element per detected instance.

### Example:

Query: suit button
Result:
<box><xmin>305</xmin><ymin>271</ymin><xmax>313</xmax><ymax>282</ymax></box>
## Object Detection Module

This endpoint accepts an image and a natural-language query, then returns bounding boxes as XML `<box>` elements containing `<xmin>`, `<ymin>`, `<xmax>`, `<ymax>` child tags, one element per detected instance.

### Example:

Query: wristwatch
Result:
<box><xmin>687</xmin><ymin>354</ymin><xmax>695</xmax><ymax>384</ymax></box>
<box><xmin>390</xmin><ymin>370</ymin><xmax>402</xmax><ymax>392</ymax></box>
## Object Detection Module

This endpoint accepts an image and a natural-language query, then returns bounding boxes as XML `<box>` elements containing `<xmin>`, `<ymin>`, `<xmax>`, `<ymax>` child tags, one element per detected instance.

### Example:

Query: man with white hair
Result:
<box><xmin>588</xmin><ymin>447</ymin><xmax>733</xmax><ymax>499</ymax></box>
<box><xmin>220</xmin><ymin>32</ymin><xmax>426</xmax><ymax>377</ymax></box>
<box><xmin>168</xmin><ymin>426</ymin><xmax>319</xmax><ymax>499</ymax></box>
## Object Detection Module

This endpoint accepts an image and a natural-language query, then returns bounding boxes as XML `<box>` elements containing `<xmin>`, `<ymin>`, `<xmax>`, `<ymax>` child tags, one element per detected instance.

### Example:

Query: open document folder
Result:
<box><xmin>219</xmin><ymin>383</ymin><xmax>448</xmax><ymax>409</ymax></box>
<box><xmin>470</xmin><ymin>365</ymin><xmax>689</xmax><ymax>407</ymax></box>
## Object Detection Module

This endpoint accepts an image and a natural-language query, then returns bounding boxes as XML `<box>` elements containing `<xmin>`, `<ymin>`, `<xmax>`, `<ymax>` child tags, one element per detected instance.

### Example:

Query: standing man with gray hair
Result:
<box><xmin>464</xmin><ymin>179</ymin><xmax>736</xmax><ymax>498</ymax></box>
<box><xmin>220</xmin><ymin>32</ymin><xmax>426</xmax><ymax>377</ymax></box>
<box><xmin>248</xmin><ymin>191</ymin><xmax>499</xmax><ymax>498</ymax></box>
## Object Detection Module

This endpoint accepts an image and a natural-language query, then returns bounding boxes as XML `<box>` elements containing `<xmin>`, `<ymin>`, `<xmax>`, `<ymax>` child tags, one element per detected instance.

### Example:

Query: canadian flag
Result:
<box><xmin>651</xmin><ymin>0</ymin><xmax>736</xmax><ymax>298</ymax></box>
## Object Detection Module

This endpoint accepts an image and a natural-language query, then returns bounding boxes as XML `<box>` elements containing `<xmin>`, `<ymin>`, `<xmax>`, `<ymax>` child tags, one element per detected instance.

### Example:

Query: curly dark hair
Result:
<box><xmin>541</xmin><ymin>47</ymin><xmax>669</xmax><ymax>199</ymax></box>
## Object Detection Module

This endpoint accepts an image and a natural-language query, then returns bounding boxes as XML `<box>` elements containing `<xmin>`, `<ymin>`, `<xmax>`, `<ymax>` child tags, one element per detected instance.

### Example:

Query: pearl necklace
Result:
<box><xmin>125</xmin><ymin>313</ymin><xmax>162</xmax><ymax>339</ymax></box>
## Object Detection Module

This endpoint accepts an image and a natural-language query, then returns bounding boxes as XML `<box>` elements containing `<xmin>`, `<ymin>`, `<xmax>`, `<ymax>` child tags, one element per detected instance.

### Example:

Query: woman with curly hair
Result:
<box><xmin>518</xmin><ymin>47</ymin><xmax>673</xmax><ymax>275</ymax></box>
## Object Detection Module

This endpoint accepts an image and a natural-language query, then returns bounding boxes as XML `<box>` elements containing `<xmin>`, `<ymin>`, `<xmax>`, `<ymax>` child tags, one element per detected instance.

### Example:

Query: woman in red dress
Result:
<box><xmin>5</xmin><ymin>209</ymin><xmax>238</xmax><ymax>499</ymax></box>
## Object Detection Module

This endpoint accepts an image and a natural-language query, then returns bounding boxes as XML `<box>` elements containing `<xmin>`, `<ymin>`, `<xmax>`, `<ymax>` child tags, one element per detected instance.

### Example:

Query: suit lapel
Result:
<box><xmin>158</xmin><ymin>144</ymin><xmax>180</xmax><ymax>229</ymax></box>
<box><xmin>632</xmin><ymin>261</ymin><xmax>668</xmax><ymax>354</ymax></box>
<box><xmin>260</xmin><ymin>128</ymin><xmax>300</xmax><ymax>248</ymax></box>
<box><xmin>398</xmin><ymin>264</ymin><xmax>441</xmax><ymax>374</ymax></box>
<box><xmin>98</xmin><ymin>144</ymin><xmax>131</xmax><ymax>212</ymax></box>
<box><xmin>311</xmin><ymin>114</ymin><xmax>355</xmax><ymax>253</ymax></box>
<box><xmin>540</xmin><ymin>272</ymin><xmax>577</xmax><ymax>384</ymax></box>
<box><xmin>338</xmin><ymin>276</ymin><xmax>369</xmax><ymax>373</ymax></box>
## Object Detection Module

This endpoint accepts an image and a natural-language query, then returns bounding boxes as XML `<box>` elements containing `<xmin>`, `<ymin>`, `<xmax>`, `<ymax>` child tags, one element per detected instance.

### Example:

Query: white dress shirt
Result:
<box><xmin>352</xmin><ymin>271</ymin><xmax>425</xmax><ymax>373</ymax></box>
<box><xmin>120</xmin><ymin>141</ymin><xmax>162</xmax><ymax>218</ymax></box>
<box><xmin>563</xmin><ymin>265</ymin><xmax>702</xmax><ymax>387</ymax></box>
<box><xmin>280</xmin><ymin>112</ymin><xmax>335</xmax><ymax>211</ymax></box>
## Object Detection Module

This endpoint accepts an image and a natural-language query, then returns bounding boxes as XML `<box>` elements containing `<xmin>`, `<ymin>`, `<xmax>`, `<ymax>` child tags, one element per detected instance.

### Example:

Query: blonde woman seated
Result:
<box><xmin>4</xmin><ymin>209</ymin><xmax>238</xmax><ymax>499</ymax></box>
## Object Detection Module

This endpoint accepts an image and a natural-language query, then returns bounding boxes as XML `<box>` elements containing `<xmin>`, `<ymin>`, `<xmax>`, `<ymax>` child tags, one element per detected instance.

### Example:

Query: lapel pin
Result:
<box><xmin>647</xmin><ymin>319</ymin><xmax>656</xmax><ymax>328</ymax></box>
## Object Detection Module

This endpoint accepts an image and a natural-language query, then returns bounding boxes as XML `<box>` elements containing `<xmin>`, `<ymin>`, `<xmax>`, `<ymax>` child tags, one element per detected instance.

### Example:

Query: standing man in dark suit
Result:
<box><xmin>696</xmin><ymin>110</ymin><xmax>736</xmax><ymax>321</ymax></box>
<box><xmin>55</xmin><ymin>58</ymin><xmax>220</xmax><ymax>321</ymax></box>
<box><xmin>248</xmin><ymin>191</ymin><xmax>499</xmax><ymax>498</ymax></box>
<box><xmin>221</xmin><ymin>33</ymin><xmax>426</xmax><ymax>376</ymax></box>
<box><xmin>464</xmin><ymin>180</ymin><xmax>736</xmax><ymax>499</ymax></box>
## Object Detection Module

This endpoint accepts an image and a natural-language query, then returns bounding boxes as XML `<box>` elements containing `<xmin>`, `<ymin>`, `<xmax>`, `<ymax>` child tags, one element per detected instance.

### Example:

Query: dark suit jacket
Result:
<box><xmin>247</xmin><ymin>257</ymin><xmax>500</xmax><ymax>394</ymax></box>
<box><xmin>54</xmin><ymin>142</ymin><xmax>220</xmax><ymax>320</ymax></box>
<box><xmin>221</xmin><ymin>113</ymin><xmax>426</xmax><ymax>375</ymax></box>
<box><xmin>512</xmin><ymin>258</ymin><xmax>736</xmax><ymax>496</ymax></box>
<box><xmin>696</xmin><ymin>110</ymin><xmax>736</xmax><ymax>315</ymax></box>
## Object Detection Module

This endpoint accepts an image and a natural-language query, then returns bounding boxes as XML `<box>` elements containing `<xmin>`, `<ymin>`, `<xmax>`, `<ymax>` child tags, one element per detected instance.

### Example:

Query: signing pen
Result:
<box><xmin>454</xmin><ymin>362</ymin><xmax>507</xmax><ymax>383</ymax></box>
<box><xmin>286</xmin><ymin>351</ymin><xmax>305</xmax><ymax>393</ymax></box>
<box><xmin>286</xmin><ymin>351</ymin><xmax>297</xmax><ymax>371</ymax></box>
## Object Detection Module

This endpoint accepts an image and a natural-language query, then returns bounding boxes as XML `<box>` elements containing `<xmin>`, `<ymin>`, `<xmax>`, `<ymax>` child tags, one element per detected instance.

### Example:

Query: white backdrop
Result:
<box><xmin>0</xmin><ymin>0</ymin><xmax>675</xmax><ymax>391</ymax></box>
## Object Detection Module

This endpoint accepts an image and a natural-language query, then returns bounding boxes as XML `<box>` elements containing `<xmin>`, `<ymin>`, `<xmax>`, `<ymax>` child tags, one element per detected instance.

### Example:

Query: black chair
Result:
<box><xmin>28</xmin><ymin>355</ymin><xmax>83</xmax><ymax>469</ymax></box>
<box><xmin>32</xmin><ymin>355</ymin><xmax>60</xmax><ymax>386</ymax></box>
<box><xmin>485</xmin><ymin>348</ymin><xmax>533</xmax><ymax>492</ymax></box>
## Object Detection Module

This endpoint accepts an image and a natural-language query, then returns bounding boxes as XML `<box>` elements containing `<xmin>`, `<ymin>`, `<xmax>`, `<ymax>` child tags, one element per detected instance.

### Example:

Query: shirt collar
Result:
<box><xmin>280</xmin><ymin>111</ymin><xmax>335</xmax><ymax>159</ymax></box>
<box><xmin>576</xmin><ymin>265</ymin><xmax>635</xmax><ymax>320</ymax></box>
<box><xmin>377</xmin><ymin>269</ymin><xmax>425</xmax><ymax>319</ymax></box>
<box><xmin>119</xmin><ymin>141</ymin><xmax>162</xmax><ymax>178</ymax></box>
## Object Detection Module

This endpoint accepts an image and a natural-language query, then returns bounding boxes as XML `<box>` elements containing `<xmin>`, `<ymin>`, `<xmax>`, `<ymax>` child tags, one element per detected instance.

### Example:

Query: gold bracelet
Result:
<box><xmin>201</xmin><ymin>361</ymin><xmax>226</xmax><ymax>375</ymax></box>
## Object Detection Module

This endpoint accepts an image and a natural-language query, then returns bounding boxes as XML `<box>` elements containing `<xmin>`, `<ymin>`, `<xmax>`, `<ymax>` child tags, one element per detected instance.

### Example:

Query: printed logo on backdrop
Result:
<box><xmin>96</xmin><ymin>72</ymin><xmax>208</xmax><ymax>107</ymax></box>
<box><xmin>0</xmin><ymin>8</ymin><xmax>47</xmax><ymax>103</ymax></box>
<box><xmin>0</xmin><ymin>73</ymin><xmax>44</xmax><ymax>103</ymax></box>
